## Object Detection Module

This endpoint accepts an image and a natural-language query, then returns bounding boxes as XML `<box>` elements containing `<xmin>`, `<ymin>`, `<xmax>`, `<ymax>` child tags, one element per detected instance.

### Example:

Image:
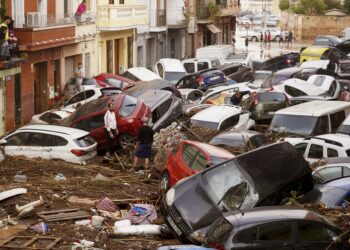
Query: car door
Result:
<box><xmin>152</xmin><ymin>99</ymin><xmax>173</xmax><ymax>131</ymax></box>
<box><xmin>49</xmin><ymin>135</ymin><xmax>69</xmax><ymax>161</ymax></box>
<box><xmin>294</xmin><ymin>143</ymin><xmax>309</xmax><ymax>158</ymax></box>
<box><xmin>306</xmin><ymin>143</ymin><xmax>324</xmax><ymax>164</ymax></box>
<box><xmin>3</xmin><ymin>132</ymin><xmax>31</xmax><ymax>157</ymax></box>
<box><xmin>24</xmin><ymin>132</ymin><xmax>55</xmax><ymax>160</ymax></box>
<box><xmin>252</xmin><ymin>221</ymin><xmax>296</xmax><ymax>249</ymax></box>
<box><xmin>295</xmin><ymin>221</ymin><xmax>340</xmax><ymax>250</ymax></box>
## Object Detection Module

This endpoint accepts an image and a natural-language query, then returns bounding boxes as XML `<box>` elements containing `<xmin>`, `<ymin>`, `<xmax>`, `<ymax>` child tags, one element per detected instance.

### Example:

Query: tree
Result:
<box><xmin>344</xmin><ymin>0</ymin><xmax>350</xmax><ymax>14</ymax></box>
<box><xmin>208</xmin><ymin>1</ymin><xmax>221</xmax><ymax>18</ymax></box>
<box><xmin>279</xmin><ymin>0</ymin><xmax>290</xmax><ymax>11</ymax></box>
<box><xmin>293</xmin><ymin>0</ymin><xmax>327</xmax><ymax>14</ymax></box>
<box><xmin>324</xmin><ymin>0</ymin><xmax>342</xmax><ymax>9</ymax></box>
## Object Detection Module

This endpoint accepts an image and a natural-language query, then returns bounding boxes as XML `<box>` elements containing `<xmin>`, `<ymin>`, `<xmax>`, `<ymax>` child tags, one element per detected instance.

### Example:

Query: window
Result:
<box><xmin>119</xmin><ymin>95</ymin><xmax>137</xmax><ymax>117</ymax></box>
<box><xmin>314</xmin><ymin>115</ymin><xmax>329</xmax><ymax>135</ymax></box>
<box><xmin>27</xmin><ymin>133</ymin><xmax>55</xmax><ymax>147</ymax></box>
<box><xmin>90</xmin><ymin>115</ymin><xmax>105</xmax><ymax>129</ymax></box>
<box><xmin>249</xmin><ymin>135</ymin><xmax>267</xmax><ymax>149</ymax></box>
<box><xmin>39</xmin><ymin>113</ymin><xmax>62</xmax><ymax>124</ymax></box>
<box><xmin>6</xmin><ymin>132</ymin><xmax>30</xmax><ymax>146</ymax></box>
<box><xmin>327</xmin><ymin>148</ymin><xmax>338</xmax><ymax>158</ymax></box>
<box><xmin>219</xmin><ymin>115</ymin><xmax>240</xmax><ymax>130</ymax></box>
<box><xmin>119</xmin><ymin>0</ymin><xmax>124</xmax><ymax>4</ymax></box>
<box><xmin>297</xmin><ymin>222</ymin><xmax>338</xmax><ymax>241</ymax></box>
<box><xmin>75</xmin><ymin>135</ymin><xmax>95</xmax><ymax>147</ymax></box>
<box><xmin>295</xmin><ymin>143</ymin><xmax>308</xmax><ymax>155</ymax></box>
<box><xmin>153</xmin><ymin>99</ymin><xmax>172</xmax><ymax>123</ymax></box>
<box><xmin>106</xmin><ymin>78</ymin><xmax>123</xmax><ymax>88</ymax></box>
<box><xmin>187</xmin><ymin>90</ymin><xmax>203</xmax><ymax>102</ymax></box>
<box><xmin>184</xmin><ymin>63</ymin><xmax>195</xmax><ymax>73</ymax></box>
<box><xmin>330</xmin><ymin>111</ymin><xmax>345</xmax><ymax>133</ymax></box>
<box><xmin>198</xmin><ymin>62</ymin><xmax>209</xmax><ymax>71</ymax></box>
<box><xmin>182</xmin><ymin>144</ymin><xmax>200</xmax><ymax>167</ymax></box>
<box><xmin>67</xmin><ymin>90</ymin><xmax>95</xmax><ymax>105</ymax></box>
<box><xmin>314</xmin><ymin>167</ymin><xmax>343</xmax><ymax>183</ymax></box>
<box><xmin>191</xmin><ymin>151</ymin><xmax>208</xmax><ymax>171</ymax></box>
<box><xmin>285</xmin><ymin>85</ymin><xmax>307</xmax><ymax>97</ymax></box>
<box><xmin>258</xmin><ymin>222</ymin><xmax>292</xmax><ymax>241</ymax></box>
<box><xmin>308</xmin><ymin>144</ymin><xmax>324</xmax><ymax>159</ymax></box>
<box><xmin>101</xmin><ymin>88</ymin><xmax>120</xmax><ymax>96</ymax></box>
<box><xmin>156</xmin><ymin>63</ymin><xmax>164</xmax><ymax>78</ymax></box>
<box><xmin>235</xmin><ymin>227</ymin><xmax>257</xmax><ymax>243</ymax></box>
<box><xmin>52</xmin><ymin>136</ymin><xmax>68</xmax><ymax>146</ymax></box>
<box><xmin>109</xmin><ymin>0</ymin><xmax>114</xmax><ymax>4</ymax></box>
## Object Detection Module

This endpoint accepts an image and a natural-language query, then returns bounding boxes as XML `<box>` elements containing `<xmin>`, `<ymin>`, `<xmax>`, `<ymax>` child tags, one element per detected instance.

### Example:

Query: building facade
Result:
<box><xmin>5</xmin><ymin>0</ymin><xmax>97</xmax><ymax>128</ymax></box>
<box><xmin>97</xmin><ymin>0</ymin><xmax>148</xmax><ymax>74</ymax></box>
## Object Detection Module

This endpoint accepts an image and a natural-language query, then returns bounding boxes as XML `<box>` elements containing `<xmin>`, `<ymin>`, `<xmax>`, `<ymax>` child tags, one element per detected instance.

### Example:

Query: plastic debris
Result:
<box><xmin>112</xmin><ymin>224</ymin><xmax>162</xmax><ymax>236</ymax></box>
<box><xmin>13</xmin><ymin>172</ymin><xmax>27</xmax><ymax>183</ymax></box>
<box><xmin>126</xmin><ymin>204</ymin><xmax>157</xmax><ymax>224</ymax></box>
<box><xmin>94</xmin><ymin>173</ymin><xmax>111</xmax><ymax>182</ymax></box>
<box><xmin>54</xmin><ymin>174</ymin><xmax>66</xmax><ymax>181</ymax></box>
<box><xmin>30</xmin><ymin>222</ymin><xmax>50</xmax><ymax>234</ymax></box>
<box><xmin>0</xmin><ymin>188</ymin><xmax>27</xmax><ymax>202</ymax></box>
<box><xmin>91</xmin><ymin>215</ymin><xmax>104</xmax><ymax>228</ymax></box>
<box><xmin>75</xmin><ymin>219</ymin><xmax>92</xmax><ymax>226</ymax></box>
<box><xmin>16</xmin><ymin>196</ymin><xmax>44</xmax><ymax>213</ymax></box>
<box><xmin>96</xmin><ymin>197</ymin><xmax>118</xmax><ymax>213</ymax></box>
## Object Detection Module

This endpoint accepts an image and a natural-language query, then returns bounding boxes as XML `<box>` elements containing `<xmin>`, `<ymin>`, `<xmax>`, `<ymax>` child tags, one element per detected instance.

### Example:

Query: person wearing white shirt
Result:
<box><xmin>104</xmin><ymin>103</ymin><xmax>118</xmax><ymax>160</ymax></box>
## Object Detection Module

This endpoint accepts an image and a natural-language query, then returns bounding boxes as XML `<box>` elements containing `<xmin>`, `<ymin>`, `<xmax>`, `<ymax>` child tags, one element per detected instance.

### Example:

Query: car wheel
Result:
<box><xmin>275</xmin><ymin>35</ymin><xmax>281</xmax><ymax>42</ymax></box>
<box><xmin>160</xmin><ymin>171</ymin><xmax>170</xmax><ymax>193</ymax></box>
<box><xmin>118</xmin><ymin>134</ymin><xmax>134</xmax><ymax>149</ymax></box>
<box><xmin>252</xmin><ymin>36</ymin><xmax>258</xmax><ymax>42</ymax></box>
<box><xmin>244</xmin><ymin>75</ymin><xmax>254</xmax><ymax>82</ymax></box>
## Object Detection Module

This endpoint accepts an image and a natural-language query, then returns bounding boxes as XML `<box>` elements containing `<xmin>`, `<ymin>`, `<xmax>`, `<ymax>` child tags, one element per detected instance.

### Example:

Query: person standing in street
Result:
<box><xmin>260</xmin><ymin>32</ymin><xmax>263</xmax><ymax>46</ymax></box>
<box><xmin>104</xmin><ymin>103</ymin><xmax>118</xmax><ymax>160</ymax></box>
<box><xmin>75</xmin><ymin>0</ymin><xmax>87</xmax><ymax>22</ymax></box>
<box><xmin>289</xmin><ymin>30</ymin><xmax>293</xmax><ymax>47</ymax></box>
<box><xmin>133</xmin><ymin>118</ymin><xmax>154</xmax><ymax>171</ymax></box>
<box><xmin>75</xmin><ymin>62</ymin><xmax>84</xmax><ymax>94</ymax></box>
<box><xmin>279</xmin><ymin>31</ymin><xmax>285</xmax><ymax>46</ymax></box>
<box><xmin>267</xmin><ymin>31</ymin><xmax>271</xmax><ymax>48</ymax></box>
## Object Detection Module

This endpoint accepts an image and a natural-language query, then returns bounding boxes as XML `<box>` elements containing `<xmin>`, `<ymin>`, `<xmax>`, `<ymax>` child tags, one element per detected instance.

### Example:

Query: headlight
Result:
<box><xmin>190</xmin><ymin>230</ymin><xmax>206</xmax><ymax>243</ymax></box>
<box><xmin>166</xmin><ymin>188</ymin><xmax>175</xmax><ymax>206</ymax></box>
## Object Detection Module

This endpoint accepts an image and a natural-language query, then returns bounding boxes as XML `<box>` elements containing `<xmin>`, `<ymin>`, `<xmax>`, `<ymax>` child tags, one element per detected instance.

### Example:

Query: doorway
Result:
<box><xmin>14</xmin><ymin>73</ymin><xmax>21</xmax><ymax>128</ymax></box>
<box><xmin>34</xmin><ymin>62</ymin><xmax>48</xmax><ymax>114</ymax></box>
<box><xmin>114</xmin><ymin>39</ymin><xmax>120</xmax><ymax>74</ymax></box>
<box><xmin>170</xmin><ymin>39</ymin><xmax>175</xmax><ymax>58</ymax></box>
<box><xmin>106</xmin><ymin>40</ymin><xmax>113</xmax><ymax>74</ymax></box>
<box><xmin>54</xmin><ymin>60</ymin><xmax>60</xmax><ymax>95</ymax></box>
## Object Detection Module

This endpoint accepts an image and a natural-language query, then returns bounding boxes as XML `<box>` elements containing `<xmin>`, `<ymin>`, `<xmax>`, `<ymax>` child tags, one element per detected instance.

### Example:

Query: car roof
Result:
<box><xmin>300</xmin><ymin>60</ymin><xmax>331</xmax><ymax>70</ymax></box>
<box><xmin>326</xmin><ymin>157</ymin><xmax>350</xmax><ymax>165</ymax></box>
<box><xmin>158</xmin><ymin>58</ymin><xmax>186</xmax><ymax>72</ymax></box>
<box><xmin>301</xmin><ymin>47</ymin><xmax>330</xmax><ymax>55</ymax></box>
<box><xmin>224</xmin><ymin>206</ymin><xmax>335</xmax><ymax>227</ymax></box>
<box><xmin>185</xmin><ymin>140</ymin><xmax>234</xmax><ymax>159</ymax></box>
<box><xmin>182</xmin><ymin>58</ymin><xmax>218</xmax><ymax>62</ymax></box>
<box><xmin>137</xmin><ymin>89</ymin><xmax>172</xmax><ymax>110</ymax></box>
<box><xmin>15</xmin><ymin>124</ymin><xmax>89</xmax><ymax>139</ymax></box>
<box><xmin>212</xmin><ymin>130</ymin><xmax>262</xmax><ymax>141</ymax></box>
<box><xmin>281</xmin><ymin>79</ymin><xmax>325</xmax><ymax>95</ymax></box>
<box><xmin>191</xmin><ymin>105</ymin><xmax>242</xmax><ymax>123</ymax></box>
<box><xmin>274</xmin><ymin>67</ymin><xmax>301</xmax><ymax>76</ymax></box>
<box><xmin>126</xmin><ymin>67</ymin><xmax>161</xmax><ymax>81</ymax></box>
<box><xmin>312</xmin><ymin>133</ymin><xmax>350</xmax><ymax>148</ymax></box>
<box><xmin>276</xmin><ymin>101</ymin><xmax>350</xmax><ymax>116</ymax></box>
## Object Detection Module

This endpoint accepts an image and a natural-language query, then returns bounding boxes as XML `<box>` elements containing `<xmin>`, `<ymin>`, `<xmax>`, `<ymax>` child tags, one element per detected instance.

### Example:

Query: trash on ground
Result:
<box><xmin>0</xmin><ymin>188</ymin><xmax>27</xmax><ymax>202</ymax></box>
<box><xmin>30</xmin><ymin>222</ymin><xmax>50</xmax><ymax>234</ymax></box>
<box><xmin>13</xmin><ymin>172</ymin><xmax>27</xmax><ymax>183</ymax></box>
<box><xmin>68</xmin><ymin>196</ymin><xmax>98</xmax><ymax>206</ymax></box>
<box><xmin>91</xmin><ymin>215</ymin><xmax>105</xmax><ymax>228</ymax></box>
<box><xmin>94</xmin><ymin>173</ymin><xmax>111</xmax><ymax>182</ymax></box>
<box><xmin>126</xmin><ymin>204</ymin><xmax>157</xmax><ymax>224</ymax></box>
<box><xmin>0</xmin><ymin>235</ymin><xmax>61</xmax><ymax>249</ymax></box>
<box><xmin>16</xmin><ymin>196</ymin><xmax>44</xmax><ymax>213</ymax></box>
<box><xmin>112</xmin><ymin>224</ymin><xmax>162</xmax><ymax>236</ymax></box>
<box><xmin>37</xmin><ymin>208</ymin><xmax>90</xmax><ymax>222</ymax></box>
<box><xmin>96</xmin><ymin>197</ymin><xmax>118</xmax><ymax>213</ymax></box>
<box><xmin>54</xmin><ymin>173</ymin><xmax>66</xmax><ymax>181</ymax></box>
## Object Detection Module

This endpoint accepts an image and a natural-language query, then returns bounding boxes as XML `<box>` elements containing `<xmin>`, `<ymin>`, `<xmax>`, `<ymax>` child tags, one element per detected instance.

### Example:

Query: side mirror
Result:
<box><xmin>0</xmin><ymin>139</ymin><xmax>7</xmax><ymax>145</ymax></box>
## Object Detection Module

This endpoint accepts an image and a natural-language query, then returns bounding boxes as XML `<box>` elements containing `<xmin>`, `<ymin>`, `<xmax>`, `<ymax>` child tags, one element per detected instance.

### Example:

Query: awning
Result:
<box><xmin>206</xmin><ymin>24</ymin><xmax>221</xmax><ymax>34</ymax></box>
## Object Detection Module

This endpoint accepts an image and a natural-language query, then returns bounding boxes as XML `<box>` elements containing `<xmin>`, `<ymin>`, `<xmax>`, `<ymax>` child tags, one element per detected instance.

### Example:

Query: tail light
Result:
<box><xmin>207</xmin><ymin>243</ymin><xmax>225</xmax><ymax>250</ymax></box>
<box><xmin>206</xmin><ymin>100</ymin><xmax>214</xmax><ymax>104</ymax></box>
<box><xmin>71</xmin><ymin>149</ymin><xmax>88</xmax><ymax>157</ymax></box>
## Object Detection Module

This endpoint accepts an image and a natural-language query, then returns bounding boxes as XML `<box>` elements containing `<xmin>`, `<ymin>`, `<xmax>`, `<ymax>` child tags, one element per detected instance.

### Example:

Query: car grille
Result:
<box><xmin>168</xmin><ymin>205</ymin><xmax>193</xmax><ymax>235</ymax></box>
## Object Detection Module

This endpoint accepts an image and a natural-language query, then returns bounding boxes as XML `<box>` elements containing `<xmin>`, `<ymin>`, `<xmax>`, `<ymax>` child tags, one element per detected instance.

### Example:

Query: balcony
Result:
<box><xmin>150</xmin><ymin>9</ymin><xmax>166</xmax><ymax>30</ymax></box>
<box><xmin>0</xmin><ymin>44</ymin><xmax>27</xmax><ymax>70</ymax></box>
<box><xmin>166</xmin><ymin>0</ymin><xmax>187</xmax><ymax>27</ymax></box>
<box><xmin>13</xmin><ymin>13</ymin><xmax>75</xmax><ymax>29</ymax></box>
<box><xmin>98</xmin><ymin>5</ymin><xmax>148</xmax><ymax>31</ymax></box>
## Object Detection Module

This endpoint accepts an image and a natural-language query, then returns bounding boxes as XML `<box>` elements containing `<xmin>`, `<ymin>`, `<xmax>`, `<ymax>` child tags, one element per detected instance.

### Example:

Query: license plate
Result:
<box><xmin>167</xmin><ymin>216</ymin><xmax>182</xmax><ymax>236</ymax></box>
<box><xmin>268</xmin><ymin>111</ymin><xmax>275</xmax><ymax>115</ymax></box>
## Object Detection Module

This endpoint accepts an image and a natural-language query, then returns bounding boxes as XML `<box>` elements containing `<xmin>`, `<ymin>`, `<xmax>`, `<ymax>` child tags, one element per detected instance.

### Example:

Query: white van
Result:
<box><xmin>181</xmin><ymin>58</ymin><xmax>220</xmax><ymax>74</ymax></box>
<box><xmin>154</xmin><ymin>58</ymin><xmax>187</xmax><ymax>82</ymax></box>
<box><xmin>340</xmin><ymin>27</ymin><xmax>350</xmax><ymax>41</ymax></box>
<box><xmin>269</xmin><ymin>101</ymin><xmax>350</xmax><ymax>137</ymax></box>
<box><xmin>196</xmin><ymin>45</ymin><xmax>233</xmax><ymax>64</ymax></box>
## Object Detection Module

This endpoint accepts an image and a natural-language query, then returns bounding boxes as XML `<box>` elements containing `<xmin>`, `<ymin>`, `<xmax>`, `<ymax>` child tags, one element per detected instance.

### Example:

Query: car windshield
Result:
<box><xmin>203</xmin><ymin>161</ymin><xmax>259</xmax><ymax>211</ymax></box>
<box><xmin>269</xmin><ymin>114</ymin><xmax>318</xmax><ymax>136</ymax></box>
<box><xmin>337</xmin><ymin>125</ymin><xmax>350</xmax><ymax>135</ymax></box>
<box><xmin>210</xmin><ymin>138</ymin><xmax>244</xmax><ymax>148</ymax></box>
<box><xmin>107</xmin><ymin>78</ymin><xmax>131</xmax><ymax>89</ymax></box>
<box><xmin>301</xmin><ymin>186</ymin><xmax>348</xmax><ymax>207</ymax></box>
<box><xmin>258</xmin><ymin>92</ymin><xmax>286</xmax><ymax>102</ymax></box>
<box><xmin>191</xmin><ymin>119</ymin><xmax>219</xmax><ymax>129</ymax></box>
<box><xmin>164</xmin><ymin>72</ymin><xmax>186</xmax><ymax>82</ymax></box>
<box><xmin>119</xmin><ymin>95</ymin><xmax>138</xmax><ymax>117</ymax></box>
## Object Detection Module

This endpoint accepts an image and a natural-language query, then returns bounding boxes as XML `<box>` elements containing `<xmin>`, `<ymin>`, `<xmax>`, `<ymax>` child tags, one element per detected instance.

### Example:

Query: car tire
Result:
<box><xmin>275</xmin><ymin>35</ymin><xmax>281</xmax><ymax>42</ymax></box>
<box><xmin>160</xmin><ymin>171</ymin><xmax>171</xmax><ymax>193</ymax></box>
<box><xmin>118</xmin><ymin>134</ymin><xmax>134</xmax><ymax>149</ymax></box>
<box><xmin>252</xmin><ymin>36</ymin><xmax>258</xmax><ymax>42</ymax></box>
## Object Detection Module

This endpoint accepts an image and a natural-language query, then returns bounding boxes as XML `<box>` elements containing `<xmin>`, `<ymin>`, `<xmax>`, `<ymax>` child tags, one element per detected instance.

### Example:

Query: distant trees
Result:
<box><xmin>279</xmin><ymin>0</ymin><xmax>348</xmax><ymax>14</ymax></box>
<box><xmin>279</xmin><ymin>0</ymin><xmax>290</xmax><ymax>11</ymax></box>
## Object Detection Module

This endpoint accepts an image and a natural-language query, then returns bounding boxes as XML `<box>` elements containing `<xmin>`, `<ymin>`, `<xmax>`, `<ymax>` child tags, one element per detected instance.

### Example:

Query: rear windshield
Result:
<box><xmin>211</xmin><ymin>138</ymin><xmax>244</xmax><ymax>147</ymax></box>
<box><xmin>119</xmin><ymin>95</ymin><xmax>138</xmax><ymax>117</ymax></box>
<box><xmin>258</xmin><ymin>92</ymin><xmax>286</xmax><ymax>102</ymax></box>
<box><xmin>83</xmin><ymin>78</ymin><xmax>98</xmax><ymax>85</ymax></box>
<box><xmin>63</xmin><ymin>98</ymin><xmax>110</xmax><ymax>124</ymax></box>
<box><xmin>75</xmin><ymin>135</ymin><xmax>95</xmax><ymax>147</ymax></box>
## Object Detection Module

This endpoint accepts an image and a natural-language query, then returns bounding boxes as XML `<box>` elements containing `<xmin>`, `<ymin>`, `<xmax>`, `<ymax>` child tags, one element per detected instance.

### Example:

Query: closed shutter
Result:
<box><xmin>65</xmin><ymin>56</ymin><xmax>74</xmax><ymax>83</ymax></box>
<box><xmin>85</xmin><ymin>53</ymin><xmax>91</xmax><ymax>78</ymax></box>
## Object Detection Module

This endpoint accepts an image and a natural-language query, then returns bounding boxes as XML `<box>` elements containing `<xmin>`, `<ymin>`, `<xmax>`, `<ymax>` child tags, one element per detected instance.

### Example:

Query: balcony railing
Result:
<box><xmin>0</xmin><ymin>43</ymin><xmax>26</xmax><ymax>69</ymax></box>
<box><xmin>197</xmin><ymin>5</ymin><xmax>210</xmax><ymax>20</ymax></box>
<box><xmin>98</xmin><ymin>5</ymin><xmax>148</xmax><ymax>29</ymax></box>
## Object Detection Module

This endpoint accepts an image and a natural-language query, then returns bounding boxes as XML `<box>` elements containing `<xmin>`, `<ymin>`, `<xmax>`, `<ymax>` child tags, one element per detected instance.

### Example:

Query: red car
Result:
<box><xmin>94</xmin><ymin>73</ymin><xmax>135</xmax><ymax>90</ymax></box>
<box><xmin>160</xmin><ymin>140</ymin><xmax>234</xmax><ymax>192</ymax></box>
<box><xmin>62</xmin><ymin>94</ymin><xmax>150</xmax><ymax>150</ymax></box>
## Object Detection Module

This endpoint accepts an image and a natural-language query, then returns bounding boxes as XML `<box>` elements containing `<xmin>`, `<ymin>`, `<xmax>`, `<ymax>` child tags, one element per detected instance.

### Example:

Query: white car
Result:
<box><xmin>30</xmin><ymin>109</ymin><xmax>74</xmax><ymax>125</ymax></box>
<box><xmin>0</xmin><ymin>125</ymin><xmax>97</xmax><ymax>164</ymax></box>
<box><xmin>178</xmin><ymin>89</ymin><xmax>204</xmax><ymax>104</ymax></box>
<box><xmin>300</xmin><ymin>60</ymin><xmax>340</xmax><ymax>74</ymax></box>
<box><xmin>273</xmin><ymin>78</ymin><xmax>326</xmax><ymax>99</ymax></box>
<box><xmin>246</xmin><ymin>29</ymin><xmax>262</xmax><ymax>41</ymax></box>
<box><xmin>154</xmin><ymin>58</ymin><xmax>187</xmax><ymax>82</ymax></box>
<box><xmin>190</xmin><ymin>105</ymin><xmax>255</xmax><ymax>131</ymax></box>
<box><xmin>121</xmin><ymin>67</ymin><xmax>161</xmax><ymax>82</ymax></box>
<box><xmin>312</xmin><ymin>157</ymin><xmax>350</xmax><ymax>184</ymax></box>
<box><xmin>64</xmin><ymin>78</ymin><xmax>99</xmax><ymax>99</ymax></box>
<box><xmin>199</xmin><ymin>84</ymin><xmax>252</xmax><ymax>104</ymax></box>
<box><xmin>224</xmin><ymin>52</ymin><xmax>253</xmax><ymax>67</ymax></box>
<box><xmin>63</xmin><ymin>87</ymin><xmax>122</xmax><ymax>109</ymax></box>
<box><xmin>263</xmin><ymin>28</ymin><xmax>282</xmax><ymax>41</ymax></box>
<box><xmin>285</xmin><ymin>134</ymin><xmax>350</xmax><ymax>164</ymax></box>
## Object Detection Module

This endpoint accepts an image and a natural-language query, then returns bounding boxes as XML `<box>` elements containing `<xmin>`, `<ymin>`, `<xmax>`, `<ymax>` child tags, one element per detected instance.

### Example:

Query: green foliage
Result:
<box><xmin>293</xmin><ymin>0</ymin><xmax>327</xmax><ymax>14</ymax></box>
<box><xmin>183</xmin><ymin>7</ymin><xmax>191</xmax><ymax>23</ymax></box>
<box><xmin>208</xmin><ymin>1</ymin><xmax>221</xmax><ymax>18</ymax></box>
<box><xmin>344</xmin><ymin>0</ymin><xmax>350</xmax><ymax>14</ymax></box>
<box><xmin>0</xmin><ymin>0</ymin><xmax>5</xmax><ymax>20</ymax></box>
<box><xmin>324</xmin><ymin>0</ymin><xmax>342</xmax><ymax>9</ymax></box>
<box><xmin>279</xmin><ymin>0</ymin><xmax>290</xmax><ymax>11</ymax></box>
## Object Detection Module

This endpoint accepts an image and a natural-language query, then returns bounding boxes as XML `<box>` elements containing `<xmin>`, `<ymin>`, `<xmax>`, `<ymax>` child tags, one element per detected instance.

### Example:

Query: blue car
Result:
<box><xmin>301</xmin><ymin>176</ymin><xmax>350</xmax><ymax>208</ymax></box>
<box><xmin>176</xmin><ymin>69</ymin><xmax>226</xmax><ymax>91</ymax></box>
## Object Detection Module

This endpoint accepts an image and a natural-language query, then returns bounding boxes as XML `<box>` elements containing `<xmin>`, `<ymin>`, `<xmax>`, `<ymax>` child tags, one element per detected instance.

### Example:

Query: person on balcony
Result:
<box><xmin>0</xmin><ymin>26</ymin><xmax>10</xmax><ymax>59</ymax></box>
<box><xmin>8</xmin><ymin>19</ymin><xmax>18</xmax><ymax>45</ymax></box>
<box><xmin>75</xmin><ymin>0</ymin><xmax>87</xmax><ymax>23</ymax></box>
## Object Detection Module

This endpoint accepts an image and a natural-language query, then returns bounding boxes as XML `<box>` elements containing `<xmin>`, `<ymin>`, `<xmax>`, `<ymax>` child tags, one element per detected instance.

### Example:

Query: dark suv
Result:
<box><xmin>176</xmin><ymin>69</ymin><xmax>226</xmax><ymax>91</ymax></box>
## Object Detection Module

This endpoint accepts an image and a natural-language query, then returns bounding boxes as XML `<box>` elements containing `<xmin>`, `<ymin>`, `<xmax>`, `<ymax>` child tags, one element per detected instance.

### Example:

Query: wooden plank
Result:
<box><xmin>40</xmin><ymin>211</ymin><xmax>89</xmax><ymax>219</ymax></box>
<box><xmin>37</xmin><ymin>208</ymin><xmax>79</xmax><ymax>215</ymax></box>
<box><xmin>1</xmin><ymin>236</ymin><xmax>61</xmax><ymax>249</ymax></box>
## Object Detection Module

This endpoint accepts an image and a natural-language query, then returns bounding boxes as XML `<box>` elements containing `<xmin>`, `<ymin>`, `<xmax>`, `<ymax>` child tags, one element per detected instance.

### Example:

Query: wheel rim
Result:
<box><xmin>160</xmin><ymin>175</ymin><xmax>170</xmax><ymax>192</ymax></box>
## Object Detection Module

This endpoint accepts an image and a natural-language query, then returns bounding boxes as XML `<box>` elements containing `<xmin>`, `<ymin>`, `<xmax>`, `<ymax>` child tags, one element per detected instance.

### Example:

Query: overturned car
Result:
<box><xmin>161</xmin><ymin>142</ymin><xmax>313</xmax><ymax>243</ymax></box>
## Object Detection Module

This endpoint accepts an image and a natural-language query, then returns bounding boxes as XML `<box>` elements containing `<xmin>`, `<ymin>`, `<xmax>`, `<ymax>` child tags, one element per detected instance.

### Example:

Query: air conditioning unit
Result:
<box><xmin>27</xmin><ymin>12</ymin><xmax>40</xmax><ymax>27</ymax></box>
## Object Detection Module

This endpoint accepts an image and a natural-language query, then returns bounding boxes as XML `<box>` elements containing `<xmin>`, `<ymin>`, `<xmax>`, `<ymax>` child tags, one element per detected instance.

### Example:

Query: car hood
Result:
<box><xmin>172</xmin><ymin>175</ymin><xmax>223</xmax><ymax>232</ymax></box>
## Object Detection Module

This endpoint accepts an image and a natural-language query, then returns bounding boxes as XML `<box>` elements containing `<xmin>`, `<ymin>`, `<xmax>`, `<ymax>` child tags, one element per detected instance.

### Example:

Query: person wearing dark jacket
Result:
<box><xmin>230</xmin><ymin>91</ymin><xmax>251</xmax><ymax>105</ymax></box>
<box><xmin>133</xmin><ymin>118</ymin><xmax>154</xmax><ymax>171</ymax></box>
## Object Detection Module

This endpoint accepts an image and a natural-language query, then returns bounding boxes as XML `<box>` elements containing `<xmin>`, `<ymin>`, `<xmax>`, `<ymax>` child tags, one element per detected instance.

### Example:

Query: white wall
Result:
<box><xmin>167</xmin><ymin>0</ymin><xmax>185</xmax><ymax>25</ymax></box>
